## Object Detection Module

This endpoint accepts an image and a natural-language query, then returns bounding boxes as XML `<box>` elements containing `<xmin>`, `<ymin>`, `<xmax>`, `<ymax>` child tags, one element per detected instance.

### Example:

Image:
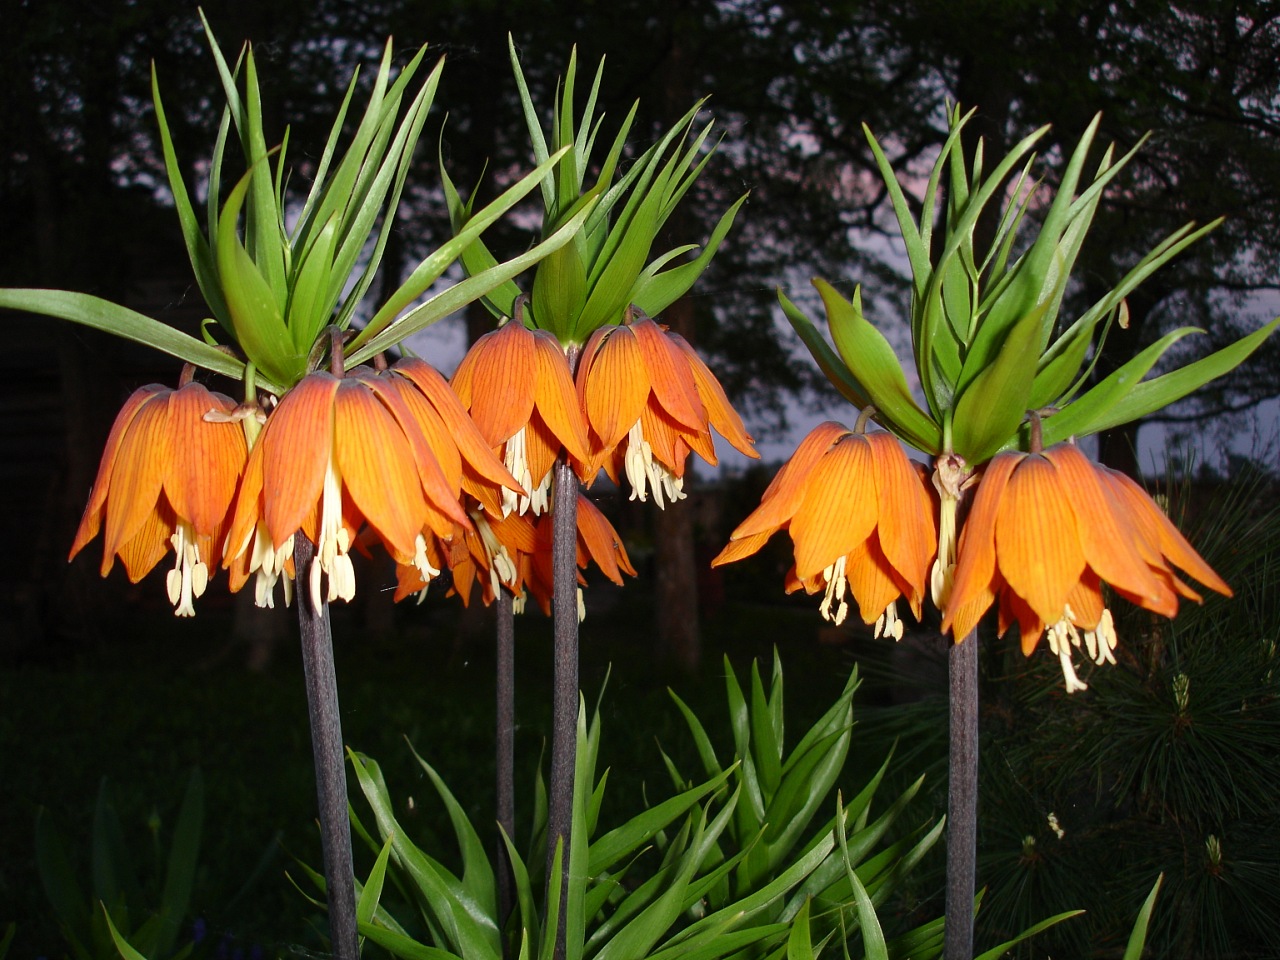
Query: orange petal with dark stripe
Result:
<box><xmin>582</xmin><ymin>325</ymin><xmax>650</xmax><ymax>453</ymax></box>
<box><xmin>261</xmin><ymin>373</ymin><xmax>338</xmax><ymax>547</ymax></box>
<box><xmin>116</xmin><ymin>499</ymin><xmax>177</xmax><ymax>581</ymax></box>
<box><xmin>867</xmin><ymin>432</ymin><xmax>935</xmax><ymax>606</ymax></box>
<box><xmin>670</xmin><ymin>333</ymin><xmax>758</xmax><ymax>457</ymax></box>
<box><xmin>70</xmin><ymin>385</ymin><xmax>168</xmax><ymax>563</ymax></box>
<box><xmin>1103</xmin><ymin>469</ymin><xmax>1232</xmax><ymax>598</ymax></box>
<box><xmin>102</xmin><ymin>392</ymin><xmax>172</xmax><ymax>561</ymax></box>
<box><xmin>711</xmin><ymin>530</ymin><xmax>772</xmax><ymax>566</ymax></box>
<box><xmin>943</xmin><ymin>452</ymin><xmax>1022</xmax><ymax>636</ymax></box>
<box><xmin>729</xmin><ymin>421</ymin><xmax>848</xmax><ymax>541</ymax></box>
<box><xmin>994</xmin><ymin>454</ymin><xmax>1086</xmax><ymax>627</ymax></box>
<box><xmin>844</xmin><ymin>539</ymin><xmax>906</xmax><ymax>624</ymax></box>
<box><xmin>333</xmin><ymin>379</ymin><xmax>428</xmax><ymax>559</ymax></box>
<box><xmin>630</xmin><ymin>315</ymin><xmax>704</xmax><ymax>431</ymax></box>
<box><xmin>1044</xmin><ymin>444</ymin><xmax>1167</xmax><ymax>610</ymax></box>
<box><xmin>165</xmin><ymin>384</ymin><xmax>246</xmax><ymax>535</ymax></box>
<box><xmin>455</xmin><ymin>321</ymin><xmax>537</xmax><ymax>445</ymax></box>
<box><xmin>790</xmin><ymin>433</ymin><xmax>878</xmax><ymax>580</ymax></box>
<box><xmin>533</xmin><ymin>330</ymin><xmax>591</xmax><ymax>465</ymax></box>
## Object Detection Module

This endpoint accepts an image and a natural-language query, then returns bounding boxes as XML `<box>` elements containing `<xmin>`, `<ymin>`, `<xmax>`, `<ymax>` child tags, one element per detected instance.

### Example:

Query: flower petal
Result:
<box><xmin>582</xmin><ymin>325</ymin><xmax>650</xmax><ymax>453</ymax></box>
<box><xmin>944</xmin><ymin>452</ymin><xmax>1022</xmax><ymax>638</ymax></box>
<box><xmin>995</xmin><ymin>454</ymin><xmax>1086</xmax><ymax>626</ymax></box>
<box><xmin>790</xmin><ymin>433</ymin><xmax>879</xmax><ymax>580</ymax></box>
<box><xmin>532</xmin><ymin>330</ymin><xmax>591</xmax><ymax>464</ymax></box>
<box><xmin>630</xmin><ymin>315</ymin><xmax>704</xmax><ymax>431</ymax></box>
<box><xmin>729</xmin><ymin>421</ymin><xmax>849</xmax><ymax>541</ymax></box>
<box><xmin>333</xmin><ymin>379</ymin><xmax>429</xmax><ymax>559</ymax></box>
<box><xmin>261</xmin><ymin>372</ymin><xmax>339</xmax><ymax>547</ymax></box>
<box><xmin>455</xmin><ymin>321</ymin><xmax>537</xmax><ymax>445</ymax></box>
<box><xmin>102</xmin><ymin>391</ymin><xmax>172</xmax><ymax>560</ymax></box>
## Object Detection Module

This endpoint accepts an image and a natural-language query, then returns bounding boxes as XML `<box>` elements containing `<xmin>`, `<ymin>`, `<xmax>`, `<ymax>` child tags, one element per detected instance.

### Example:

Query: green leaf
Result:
<box><xmin>1121</xmin><ymin>874</ymin><xmax>1164</xmax><ymax>960</ymax></box>
<box><xmin>0</xmin><ymin>289</ymin><xmax>267</xmax><ymax>391</ymax></box>
<box><xmin>499</xmin><ymin>827</ymin><xmax>541</xmax><ymax>953</ymax></box>
<box><xmin>91</xmin><ymin>781</ymin><xmax>133</xmax><ymax>928</ymax></box>
<box><xmin>835</xmin><ymin>795</ymin><xmax>888</xmax><ymax>960</ymax></box>
<box><xmin>631</xmin><ymin>194</ymin><xmax>748</xmax><ymax>318</ymax></box>
<box><xmin>1058</xmin><ymin>315</ymin><xmax>1280</xmax><ymax>442</ymax></box>
<box><xmin>357</xmin><ymin>834</ymin><xmax>397</xmax><ymax>929</ymax></box>
<box><xmin>35</xmin><ymin>808</ymin><xmax>89</xmax><ymax>954</ymax></box>
<box><xmin>359</xmin><ymin>920</ymin><xmax>466</xmax><ymax>960</ymax></box>
<box><xmin>951</xmin><ymin>301</ymin><xmax>1048</xmax><ymax>463</ymax></box>
<box><xmin>407</xmin><ymin>745</ymin><xmax>498</xmax><ymax>925</ymax></box>
<box><xmin>214</xmin><ymin>166</ymin><xmax>301</xmax><ymax>386</ymax></box>
<box><xmin>816</xmin><ymin>280</ymin><xmax>942</xmax><ymax>453</ymax></box>
<box><xmin>786</xmin><ymin>899</ymin><xmax>815</xmax><ymax>960</ymax></box>
<box><xmin>348</xmin><ymin>751</ymin><xmax>501</xmax><ymax>960</ymax></box>
<box><xmin>750</xmin><ymin>660</ymin><xmax>783</xmax><ymax>798</ymax></box>
<box><xmin>151</xmin><ymin>69</ymin><xmax>230</xmax><ymax>328</ymax></box>
<box><xmin>589</xmin><ymin>765</ymin><xmax>736</xmax><ymax>874</ymax></box>
<box><xmin>972</xmin><ymin>909</ymin><xmax>1086</xmax><ymax>960</ymax></box>
<box><xmin>779</xmin><ymin>289</ymin><xmax>871</xmax><ymax>411</ymax></box>
<box><xmin>155</xmin><ymin>769</ymin><xmax>203</xmax><ymax>958</ymax></box>
<box><xmin>532</xmin><ymin>243</ymin><xmax>588</xmax><ymax>336</ymax></box>
<box><xmin>667</xmin><ymin>689</ymin><xmax>722</xmax><ymax>780</ymax></box>
<box><xmin>101</xmin><ymin>907</ymin><xmax>149</xmax><ymax>960</ymax></box>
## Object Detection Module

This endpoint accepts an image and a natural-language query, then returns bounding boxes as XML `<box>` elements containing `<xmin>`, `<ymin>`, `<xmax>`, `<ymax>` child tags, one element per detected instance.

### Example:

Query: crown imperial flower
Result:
<box><xmin>69</xmin><ymin>381</ymin><xmax>248</xmax><ymax>616</ymax></box>
<box><xmin>450</xmin><ymin>319</ymin><xmax>590</xmax><ymax>517</ymax></box>
<box><xmin>224</xmin><ymin>369</ymin><xmax>470</xmax><ymax>612</ymax></box>
<box><xmin>714</xmin><ymin>421</ymin><xmax>935</xmax><ymax>636</ymax></box>
<box><xmin>942</xmin><ymin>442</ymin><xmax>1232</xmax><ymax>690</ymax></box>
<box><xmin>576</xmin><ymin>311</ymin><xmax>757</xmax><ymax>506</ymax></box>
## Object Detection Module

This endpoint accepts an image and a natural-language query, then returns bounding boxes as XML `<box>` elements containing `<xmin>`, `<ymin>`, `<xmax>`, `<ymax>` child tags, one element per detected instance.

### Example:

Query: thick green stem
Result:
<box><xmin>945</xmin><ymin>629</ymin><xmax>980</xmax><ymax>960</ymax></box>
<box><xmin>496</xmin><ymin>589</ymin><xmax>516</xmax><ymax>952</ymax></box>
<box><xmin>547</xmin><ymin>458</ymin><xmax>579</xmax><ymax>960</ymax></box>
<box><xmin>294</xmin><ymin>534</ymin><xmax>358</xmax><ymax>960</ymax></box>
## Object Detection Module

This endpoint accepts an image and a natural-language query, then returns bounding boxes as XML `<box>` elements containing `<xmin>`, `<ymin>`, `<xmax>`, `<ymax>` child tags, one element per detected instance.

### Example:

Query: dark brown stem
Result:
<box><xmin>945</xmin><ymin>629</ymin><xmax>980</xmax><ymax>960</ymax></box>
<box><xmin>294</xmin><ymin>534</ymin><xmax>358</xmax><ymax>960</ymax></box>
<box><xmin>329</xmin><ymin>327</ymin><xmax>345</xmax><ymax>378</ymax></box>
<box><xmin>496</xmin><ymin>589</ymin><xmax>516</xmax><ymax>953</ymax></box>
<box><xmin>547</xmin><ymin>344</ymin><xmax>581</xmax><ymax>960</ymax></box>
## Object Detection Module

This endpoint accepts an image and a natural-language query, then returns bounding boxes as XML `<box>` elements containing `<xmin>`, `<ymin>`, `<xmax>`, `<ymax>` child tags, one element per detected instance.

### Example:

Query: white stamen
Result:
<box><xmin>472</xmin><ymin>512</ymin><xmax>517</xmax><ymax>600</ymax></box>
<box><xmin>502</xmin><ymin>427</ymin><xmax>540</xmax><ymax>516</ymax></box>
<box><xmin>818</xmin><ymin>556</ymin><xmax>849</xmax><ymax>626</ymax></box>
<box><xmin>622</xmin><ymin>420</ymin><xmax>685</xmax><ymax>509</ymax></box>
<box><xmin>165</xmin><ymin>522</ymin><xmax>208</xmax><ymax>617</ymax></box>
<box><xmin>310</xmin><ymin>460</ymin><xmax>356</xmax><ymax>614</ymax></box>
<box><xmin>875</xmin><ymin>600</ymin><xmax>904</xmax><ymax>641</ymax></box>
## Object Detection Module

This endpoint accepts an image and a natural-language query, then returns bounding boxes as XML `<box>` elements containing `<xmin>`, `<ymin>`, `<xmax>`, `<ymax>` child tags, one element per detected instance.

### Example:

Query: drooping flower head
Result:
<box><xmin>69</xmin><ymin>380</ymin><xmax>248</xmax><ymax>616</ymax></box>
<box><xmin>942</xmin><ymin>443</ymin><xmax>1232</xmax><ymax>690</ymax></box>
<box><xmin>224</xmin><ymin>368</ymin><xmax>469</xmax><ymax>612</ymax></box>
<box><xmin>517</xmin><ymin>494</ymin><xmax>638</xmax><ymax>620</ymax></box>
<box><xmin>714</xmin><ymin>420</ymin><xmax>936</xmax><ymax>639</ymax></box>
<box><xmin>381</xmin><ymin>357</ymin><xmax>525</xmax><ymax>519</ymax></box>
<box><xmin>450</xmin><ymin>318</ymin><xmax>590</xmax><ymax>517</ymax></box>
<box><xmin>576</xmin><ymin>309</ymin><xmax>758</xmax><ymax>506</ymax></box>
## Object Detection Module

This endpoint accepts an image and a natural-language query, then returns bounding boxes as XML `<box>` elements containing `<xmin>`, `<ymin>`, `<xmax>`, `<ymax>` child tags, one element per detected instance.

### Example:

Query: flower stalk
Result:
<box><xmin>946</xmin><ymin>626</ymin><xmax>979</xmax><ymax>960</ymax></box>
<box><xmin>547</xmin><ymin>348</ymin><xmax>581</xmax><ymax>960</ymax></box>
<box><xmin>495</xmin><ymin>589</ymin><xmax>517</xmax><ymax>949</ymax></box>
<box><xmin>293</xmin><ymin>533</ymin><xmax>358</xmax><ymax>960</ymax></box>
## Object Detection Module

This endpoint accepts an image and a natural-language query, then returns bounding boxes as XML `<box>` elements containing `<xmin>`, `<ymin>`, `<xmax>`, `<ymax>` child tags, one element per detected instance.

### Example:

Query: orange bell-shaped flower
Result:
<box><xmin>942</xmin><ymin>442</ymin><xmax>1231</xmax><ymax>691</ymax></box>
<box><xmin>450</xmin><ymin>319</ymin><xmax>590</xmax><ymax>517</ymax></box>
<box><xmin>714</xmin><ymin>421</ymin><xmax>935</xmax><ymax>638</ymax></box>
<box><xmin>225</xmin><ymin>369</ymin><xmax>469</xmax><ymax>612</ymax></box>
<box><xmin>576</xmin><ymin>311</ymin><xmax>757</xmax><ymax>506</ymax></box>
<box><xmin>70</xmin><ymin>381</ymin><xmax>247</xmax><ymax>616</ymax></box>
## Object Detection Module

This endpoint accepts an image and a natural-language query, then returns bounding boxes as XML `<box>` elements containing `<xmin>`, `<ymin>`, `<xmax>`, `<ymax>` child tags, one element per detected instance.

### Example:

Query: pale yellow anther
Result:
<box><xmin>623</xmin><ymin>420</ymin><xmax>685</xmax><ymax>509</ymax></box>
<box><xmin>165</xmin><ymin>522</ymin><xmax>208</xmax><ymax>617</ymax></box>
<box><xmin>818</xmin><ymin>555</ymin><xmax>850</xmax><ymax>626</ymax></box>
